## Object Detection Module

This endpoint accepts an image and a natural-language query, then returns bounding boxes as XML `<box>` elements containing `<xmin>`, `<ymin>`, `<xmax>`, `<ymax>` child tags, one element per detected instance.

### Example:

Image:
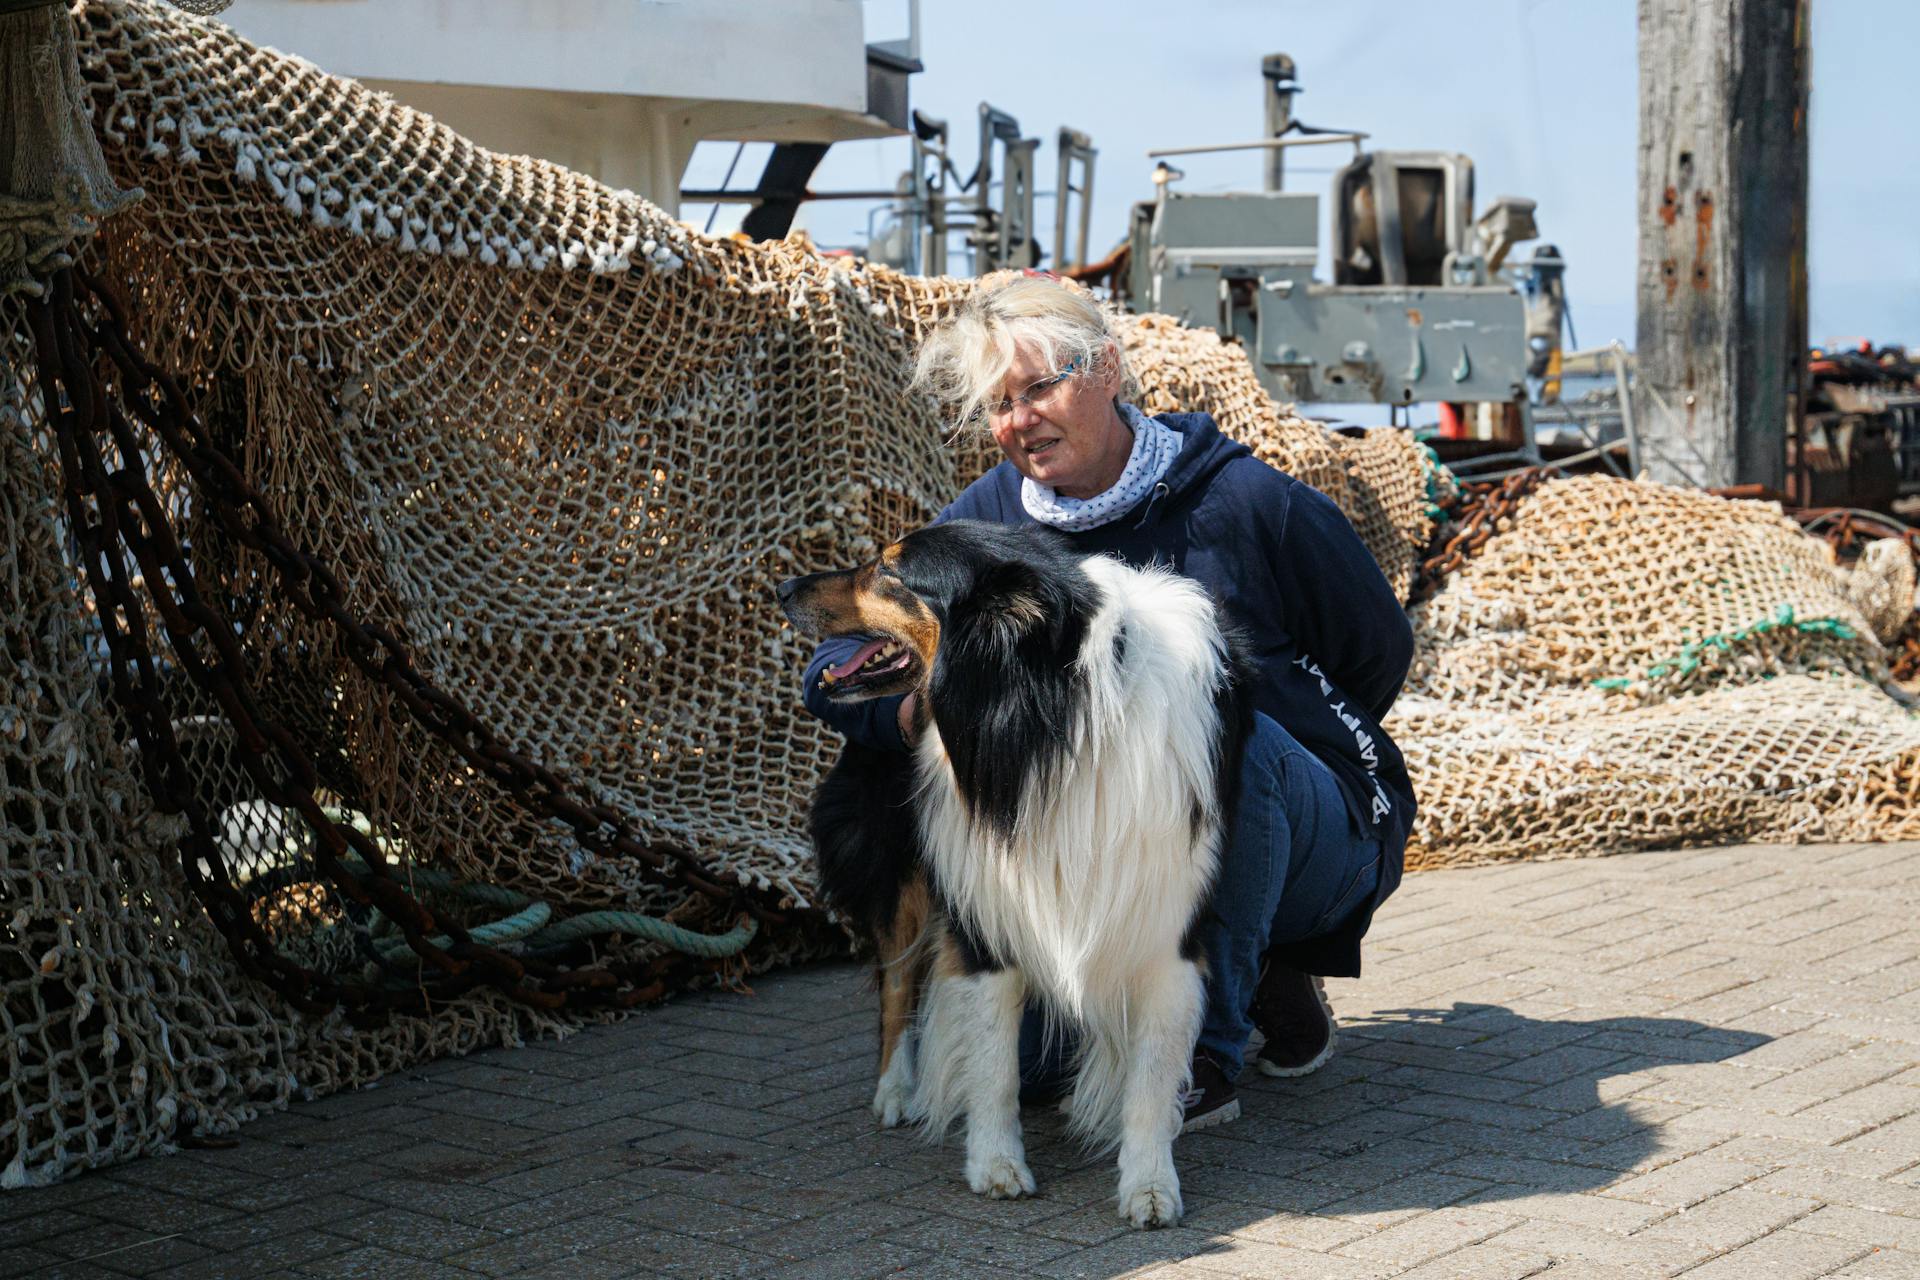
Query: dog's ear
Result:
<box><xmin>956</xmin><ymin>559</ymin><xmax>1083</xmax><ymax>653</ymax></box>
<box><xmin>969</xmin><ymin>560</ymin><xmax>1051</xmax><ymax>631</ymax></box>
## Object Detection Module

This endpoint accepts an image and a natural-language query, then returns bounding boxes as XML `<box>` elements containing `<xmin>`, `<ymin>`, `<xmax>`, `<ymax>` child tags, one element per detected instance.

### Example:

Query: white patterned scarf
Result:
<box><xmin>1020</xmin><ymin>403</ymin><xmax>1180</xmax><ymax>532</ymax></box>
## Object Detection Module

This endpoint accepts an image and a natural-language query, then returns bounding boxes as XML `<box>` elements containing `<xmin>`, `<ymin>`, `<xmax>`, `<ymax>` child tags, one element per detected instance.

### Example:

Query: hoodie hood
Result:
<box><xmin>1149</xmin><ymin>411</ymin><xmax>1252</xmax><ymax>504</ymax></box>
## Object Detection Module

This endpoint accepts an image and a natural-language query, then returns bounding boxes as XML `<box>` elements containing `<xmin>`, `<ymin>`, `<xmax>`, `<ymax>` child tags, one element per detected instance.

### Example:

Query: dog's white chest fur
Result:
<box><xmin>914</xmin><ymin>554</ymin><xmax>1230</xmax><ymax>1021</ymax></box>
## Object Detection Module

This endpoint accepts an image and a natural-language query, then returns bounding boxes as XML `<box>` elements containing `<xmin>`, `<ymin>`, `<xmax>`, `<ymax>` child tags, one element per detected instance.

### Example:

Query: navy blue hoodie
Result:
<box><xmin>800</xmin><ymin>412</ymin><xmax>1415</xmax><ymax>976</ymax></box>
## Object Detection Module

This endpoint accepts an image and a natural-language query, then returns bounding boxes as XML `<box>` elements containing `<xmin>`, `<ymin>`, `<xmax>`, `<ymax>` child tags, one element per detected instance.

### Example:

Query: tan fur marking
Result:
<box><xmin>794</xmin><ymin>570</ymin><xmax>862</xmax><ymax>630</ymax></box>
<box><xmin>995</xmin><ymin>592</ymin><xmax>1047</xmax><ymax>631</ymax></box>
<box><xmin>853</xmin><ymin>581</ymin><xmax>941</xmax><ymax>669</ymax></box>
<box><xmin>874</xmin><ymin>872</ymin><xmax>932</xmax><ymax>1078</ymax></box>
<box><xmin>787</xmin><ymin>558</ymin><xmax>940</xmax><ymax>672</ymax></box>
<box><xmin>931</xmin><ymin>918</ymin><xmax>968</xmax><ymax>981</ymax></box>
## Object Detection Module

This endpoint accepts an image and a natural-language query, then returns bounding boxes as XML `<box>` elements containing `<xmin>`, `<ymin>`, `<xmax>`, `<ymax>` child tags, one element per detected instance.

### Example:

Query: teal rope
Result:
<box><xmin>531</xmin><ymin>910</ymin><xmax>758</xmax><ymax>958</ymax></box>
<box><xmin>372</xmin><ymin>901</ymin><xmax>552</xmax><ymax>962</ymax></box>
<box><xmin>318</xmin><ymin>814</ymin><xmax>760</xmax><ymax>961</ymax></box>
<box><xmin>1415</xmin><ymin>441</ymin><xmax>1455</xmax><ymax>522</ymax></box>
<box><xmin>1593</xmin><ymin>605</ymin><xmax>1859</xmax><ymax>690</ymax></box>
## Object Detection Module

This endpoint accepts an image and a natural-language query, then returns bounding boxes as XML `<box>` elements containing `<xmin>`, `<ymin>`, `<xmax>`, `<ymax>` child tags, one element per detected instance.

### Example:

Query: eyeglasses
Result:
<box><xmin>980</xmin><ymin>359</ymin><xmax>1080</xmax><ymax>423</ymax></box>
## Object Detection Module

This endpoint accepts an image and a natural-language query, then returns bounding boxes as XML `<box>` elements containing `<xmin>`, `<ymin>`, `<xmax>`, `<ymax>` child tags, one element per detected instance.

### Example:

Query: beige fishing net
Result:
<box><xmin>1398</xmin><ymin>478</ymin><xmax>1920</xmax><ymax>865</ymax></box>
<box><xmin>3</xmin><ymin>0</ymin><xmax>1918</xmax><ymax>1185</ymax></box>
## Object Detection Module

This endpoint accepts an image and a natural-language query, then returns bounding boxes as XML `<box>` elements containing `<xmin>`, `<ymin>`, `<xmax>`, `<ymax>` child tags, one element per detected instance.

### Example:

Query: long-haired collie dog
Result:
<box><xmin>777</xmin><ymin>520</ymin><xmax>1251</xmax><ymax>1228</ymax></box>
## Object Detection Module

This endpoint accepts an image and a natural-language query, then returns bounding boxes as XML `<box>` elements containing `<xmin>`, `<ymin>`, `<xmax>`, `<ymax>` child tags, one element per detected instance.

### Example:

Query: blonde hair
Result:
<box><xmin>912</xmin><ymin>272</ymin><xmax>1137</xmax><ymax>433</ymax></box>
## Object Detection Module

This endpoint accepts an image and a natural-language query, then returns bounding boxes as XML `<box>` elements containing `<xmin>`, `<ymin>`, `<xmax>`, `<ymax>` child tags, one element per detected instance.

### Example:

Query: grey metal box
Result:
<box><xmin>1256</xmin><ymin>283</ymin><xmax>1528</xmax><ymax>405</ymax></box>
<box><xmin>1154</xmin><ymin>191</ymin><xmax>1319</xmax><ymax>258</ymax></box>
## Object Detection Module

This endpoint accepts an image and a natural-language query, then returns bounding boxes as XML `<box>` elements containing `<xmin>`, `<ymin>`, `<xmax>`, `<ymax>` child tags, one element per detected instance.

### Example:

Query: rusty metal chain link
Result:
<box><xmin>1791</xmin><ymin>506</ymin><xmax>1920</xmax><ymax>684</ymax></box>
<box><xmin>25</xmin><ymin>267</ymin><xmax>816</xmax><ymax>1022</ymax></box>
<box><xmin>1409</xmin><ymin>467</ymin><xmax>1557</xmax><ymax>606</ymax></box>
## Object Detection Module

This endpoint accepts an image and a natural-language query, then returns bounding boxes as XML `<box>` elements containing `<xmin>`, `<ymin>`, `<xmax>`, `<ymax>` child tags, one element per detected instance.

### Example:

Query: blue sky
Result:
<box><xmin>687</xmin><ymin>0</ymin><xmax>1918</xmax><ymax>351</ymax></box>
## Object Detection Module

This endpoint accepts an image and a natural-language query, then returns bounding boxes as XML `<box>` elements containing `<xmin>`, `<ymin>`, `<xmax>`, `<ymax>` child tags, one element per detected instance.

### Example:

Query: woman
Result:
<box><xmin>802</xmin><ymin>273</ymin><xmax>1415</xmax><ymax>1130</ymax></box>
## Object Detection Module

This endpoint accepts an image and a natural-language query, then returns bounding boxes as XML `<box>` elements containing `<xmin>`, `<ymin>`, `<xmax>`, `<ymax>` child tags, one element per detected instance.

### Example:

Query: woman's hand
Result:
<box><xmin>897</xmin><ymin>692</ymin><xmax>919</xmax><ymax>743</ymax></box>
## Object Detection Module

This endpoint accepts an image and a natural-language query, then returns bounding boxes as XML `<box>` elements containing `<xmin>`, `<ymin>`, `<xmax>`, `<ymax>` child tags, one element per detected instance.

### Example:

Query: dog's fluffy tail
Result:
<box><xmin>1061</xmin><ymin>1028</ymin><xmax>1129</xmax><ymax>1151</ymax></box>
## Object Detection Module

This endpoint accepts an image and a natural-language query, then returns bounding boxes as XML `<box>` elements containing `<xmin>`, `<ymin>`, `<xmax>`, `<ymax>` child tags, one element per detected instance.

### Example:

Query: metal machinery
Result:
<box><xmin>1054</xmin><ymin>127</ymin><xmax>1098</xmax><ymax>275</ymax></box>
<box><xmin>1131</xmin><ymin>159</ymin><xmax>1542</xmax><ymax>411</ymax></box>
<box><xmin>1087</xmin><ymin>54</ymin><xmax>1651</xmax><ymax>481</ymax></box>
<box><xmin>857</xmin><ymin>52</ymin><xmax>1625</xmax><ymax>478</ymax></box>
<box><xmin>1125</xmin><ymin>55</ymin><xmax>1566</xmax><ymax>427</ymax></box>
<box><xmin>1792</xmin><ymin>344</ymin><xmax>1920</xmax><ymax>511</ymax></box>
<box><xmin>862</xmin><ymin>104</ymin><xmax>1066</xmax><ymax>276</ymax></box>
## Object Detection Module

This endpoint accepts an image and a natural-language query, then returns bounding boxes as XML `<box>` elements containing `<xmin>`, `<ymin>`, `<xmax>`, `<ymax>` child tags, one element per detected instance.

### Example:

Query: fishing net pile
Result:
<box><xmin>1399</xmin><ymin>480</ymin><xmax>1920</xmax><ymax>864</ymax></box>
<box><xmin>3</xmin><ymin>0</ymin><xmax>1918</xmax><ymax>1185</ymax></box>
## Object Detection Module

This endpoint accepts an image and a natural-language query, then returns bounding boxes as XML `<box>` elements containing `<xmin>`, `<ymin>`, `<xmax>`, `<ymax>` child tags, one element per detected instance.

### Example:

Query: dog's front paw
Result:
<box><xmin>1118</xmin><ymin>1177</ymin><xmax>1183</xmax><ymax>1228</ymax></box>
<box><xmin>967</xmin><ymin>1154</ymin><xmax>1037</xmax><ymax>1199</ymax></box>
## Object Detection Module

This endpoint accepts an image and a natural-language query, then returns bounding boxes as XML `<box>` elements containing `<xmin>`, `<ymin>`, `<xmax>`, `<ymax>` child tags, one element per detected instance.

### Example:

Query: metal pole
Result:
<box><xmin>1262</xmin><ymin>53</ymin><xmax>1297</xmax><ymax>192</ymax></box>
<box><xmin>1000</xmin><ymin>137</ymin><xmax>1038</xmax><ymax>270</ymax></box>
<box><xmin>1077</xmin><ymin>148</ymin><xmax>1095</xmax><ymax>273</ymax></box>
<box><xmin>1053</xmin><ymin>133</ymin><xmax>1071</xmax><ymax>274</ymax></box>
<box><xmin>1147</xmin><ymin>133</ymin><xmax>1367</xmax><ymax>160</ymax></box>
<box><xmin>1611</xmin><ymin>340</ymin><xmax>1643</xmax><ymax>480</ymax></box>
<box><xmin>975</xmin><ymin>104</ymin><xmax>1024</xmax><ymax>272</ymax></box>
<box><xmin>680</xmin><ymin>188</ymin><xmax>909</xmax><ymax>204</ymax></box>
<box><xmin>1053</xmin><ymin>128</ymin><xmax>1096</xmax><ymax>273</ymax></box>
<box><xmin>912</xmin><ymin>111</ymin><xmax>950</xmax><ymax>276</ymax></box>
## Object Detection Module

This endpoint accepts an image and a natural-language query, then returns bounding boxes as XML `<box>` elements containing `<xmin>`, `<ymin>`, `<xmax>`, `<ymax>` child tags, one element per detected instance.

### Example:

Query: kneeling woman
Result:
<box><xmin>801</xmin><ymin>272</ymin><xmax>1416</xmax><ymax>1128</ymax></box>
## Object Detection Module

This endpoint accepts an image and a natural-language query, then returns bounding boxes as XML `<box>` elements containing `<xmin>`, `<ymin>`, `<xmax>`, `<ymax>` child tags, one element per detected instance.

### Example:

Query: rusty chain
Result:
<box><xmin>1409</xmin><ymin>467</ymin><xmax>1557</xmax><ymax>606</ymax></box>
<box><xmin>1409</xmin><ymin>473</ymin><xmax>1920</xmax><ymax>682</ymax></box>
<box><xmin>25</xmin><ymin>267</ymin><xmax>817</xmax><ymax>1022</ymax></box>
<box><xmin>1791</xmin><ymin>507</ymin><xmax>1920</xmax><ymax>684</ymax></box>
<box><xmin>1792</xmin><ymin>507</ymin><xmax>1920</xmax><ymax>562</ymax></box>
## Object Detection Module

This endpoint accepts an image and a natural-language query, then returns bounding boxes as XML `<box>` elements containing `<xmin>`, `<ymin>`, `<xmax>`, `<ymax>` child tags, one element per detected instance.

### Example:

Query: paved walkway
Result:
<box><xmin>6</xmin><ymin>842</ymin><xmax>1920</xmax><ymax>1279</ymax></box>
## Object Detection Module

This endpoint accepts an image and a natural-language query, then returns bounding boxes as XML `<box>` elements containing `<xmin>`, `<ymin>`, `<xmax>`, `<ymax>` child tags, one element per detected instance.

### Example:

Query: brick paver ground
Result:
<box><xmin>6</xmin><ymin>841</ymin><xmax>1920</xmax><ymax>1279</ymax></box>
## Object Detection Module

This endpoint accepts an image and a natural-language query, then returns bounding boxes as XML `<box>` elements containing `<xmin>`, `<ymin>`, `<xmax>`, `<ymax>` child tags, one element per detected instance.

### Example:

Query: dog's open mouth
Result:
<box><xmin>819</xmin><ymin>634</ymin><xmax>919</xmax><ymax>695</ymax></box>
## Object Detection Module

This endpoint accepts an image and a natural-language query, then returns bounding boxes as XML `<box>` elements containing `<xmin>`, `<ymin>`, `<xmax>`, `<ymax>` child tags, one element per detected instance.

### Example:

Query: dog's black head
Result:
<box><xmin>778</xmin><ymin>521</ymin><xmax>1099</xmax><ymax>834</ymax></box>
<box><xmin>776</xmin><ymin>521</ymin><xmax>1095</xmax><ymax>703</ymax></box>
<box><xmin>771</xmin><ymin>518</ymin><xmax>1098</xmax><ymax>832</ymax></box>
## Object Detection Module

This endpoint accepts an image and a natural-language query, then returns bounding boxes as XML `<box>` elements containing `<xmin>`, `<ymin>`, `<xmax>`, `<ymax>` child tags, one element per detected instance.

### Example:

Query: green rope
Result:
<box><xmin>1593</xmin><ymin>605</ymin><xmax>1859</xmax><ymax>691</ymax></box>
<box><xmin>532</xmin><ymin>910</ymin><xmax>759</xmax><ymax>958</ymax></box>
<box><xmin>371</xmin><ymin>901</ymin><xmax>551</xmax><ymax>962</ymax></box>
<box><xmin>314</xmin><ymin>810</ymin><xmax>760</xmax><ymax>961</ymax></box>
<box><xmin>1414</xmin><ymin>440</ymin><xmax>1455</xmax><ymax>522</ymax></box>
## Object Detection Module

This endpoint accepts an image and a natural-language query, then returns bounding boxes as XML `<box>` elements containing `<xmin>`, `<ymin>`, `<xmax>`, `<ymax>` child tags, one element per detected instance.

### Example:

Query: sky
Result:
<box><xmin>685</xmin><ymin>0</ymin><xmax>1920</xmax><ymax>352</ymax></box>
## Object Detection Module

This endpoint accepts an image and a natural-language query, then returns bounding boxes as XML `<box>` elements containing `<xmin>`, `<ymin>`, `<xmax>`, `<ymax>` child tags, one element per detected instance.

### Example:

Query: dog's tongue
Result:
<box><xmin>828</xmin><ymin>637</ymin><xmax>889</xmax><ymax>681</ymax></box>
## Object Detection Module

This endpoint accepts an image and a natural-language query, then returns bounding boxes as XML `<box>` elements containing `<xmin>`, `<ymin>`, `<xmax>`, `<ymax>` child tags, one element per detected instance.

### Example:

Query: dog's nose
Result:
<box><xmin>775</xmin><ymin>577</ymin><xmax>800</xmax><ymax>605</ymax></box>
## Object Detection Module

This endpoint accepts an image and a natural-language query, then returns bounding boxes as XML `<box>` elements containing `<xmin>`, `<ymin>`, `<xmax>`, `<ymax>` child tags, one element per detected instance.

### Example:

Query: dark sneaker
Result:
<box><xmin>1179</xmin><ymin>1051</ymin><xmax>1240</xmax><ymax>1132</ymax></box>
<box><xmin>1251</xmin><ymin>965</ymin><xmax>1337</xmax><ymax>1077</ymax></box>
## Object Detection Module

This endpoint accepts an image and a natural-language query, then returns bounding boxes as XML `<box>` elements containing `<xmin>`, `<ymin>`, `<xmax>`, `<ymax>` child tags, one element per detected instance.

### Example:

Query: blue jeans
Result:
<box><xmin>1195</xmin><ymin>712</ymin><xmax>1382</xmax><ymax>1074</ymax></box>
<box><xmin>1020</xmin><ymin>712</ymin><xmax>1382</xmax><ymax>1090</ymax></box>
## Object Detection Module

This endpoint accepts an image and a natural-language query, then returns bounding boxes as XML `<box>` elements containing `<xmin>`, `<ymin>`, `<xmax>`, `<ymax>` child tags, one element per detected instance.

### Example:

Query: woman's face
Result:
<box><xmin>987</xmin><ymin>341</ymin><xmax>1129</xmax><ymax>498</ymax></box>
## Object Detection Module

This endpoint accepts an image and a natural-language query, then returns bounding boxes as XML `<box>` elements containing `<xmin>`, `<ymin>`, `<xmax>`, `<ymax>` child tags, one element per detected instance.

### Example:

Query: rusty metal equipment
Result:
<box><xmin>1788</xmin><ymin>344</ymin><xmax>1920</xmax><ymax>512</ymax></box>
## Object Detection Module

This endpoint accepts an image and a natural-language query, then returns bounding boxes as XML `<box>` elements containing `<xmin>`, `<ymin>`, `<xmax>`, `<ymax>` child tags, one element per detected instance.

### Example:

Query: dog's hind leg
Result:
<box><xmin>1114</xmin><ymin>958</ymin><xmax>1206</xmax><ymax>1228</ymax></box>
<box><xmin>915</xmin><ymin>942</ymin><xmax>1034</xmax><ymax>1199</ymax></box>
<box><xmin>872</xmin><ymin>875</ymin><xmax>932</xmax><ymax>1128</ymax></box>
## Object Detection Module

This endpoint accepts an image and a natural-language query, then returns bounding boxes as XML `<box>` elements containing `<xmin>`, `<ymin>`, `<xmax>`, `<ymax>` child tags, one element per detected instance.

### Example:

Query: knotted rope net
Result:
<box><xmin>3</xmin><ymin>0</ymin><xmax>1918</xmax><ymax>1185</ymax></box>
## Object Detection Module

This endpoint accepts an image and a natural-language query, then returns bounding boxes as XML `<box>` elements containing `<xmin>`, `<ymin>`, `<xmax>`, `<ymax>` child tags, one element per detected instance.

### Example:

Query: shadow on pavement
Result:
<box><xmin>998</xmin><ymin>1000</ymin><xmax>1772</xmax><ymax>1277</ymax></box>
